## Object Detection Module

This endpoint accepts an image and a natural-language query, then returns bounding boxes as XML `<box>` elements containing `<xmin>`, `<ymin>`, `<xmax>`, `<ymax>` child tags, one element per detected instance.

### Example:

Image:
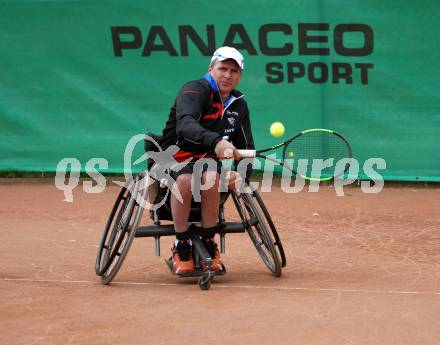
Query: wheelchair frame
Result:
<box><xmin>95</xmin><ymin>153</ymin><xmax>286</xmax><ymax>290</ymax></box>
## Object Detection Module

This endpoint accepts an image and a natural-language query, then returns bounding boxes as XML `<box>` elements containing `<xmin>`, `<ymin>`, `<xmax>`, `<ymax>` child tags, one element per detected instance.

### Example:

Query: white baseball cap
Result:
<box><xmin>211</xmin><ymin>46</ymin><xmax>244</xmax><ymax>70</ymax></box>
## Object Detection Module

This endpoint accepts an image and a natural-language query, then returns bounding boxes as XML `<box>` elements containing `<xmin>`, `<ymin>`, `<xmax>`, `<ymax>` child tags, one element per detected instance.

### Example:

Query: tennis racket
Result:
<box><xmin>238</xmin><ymin>128</ymin><xmax>352</xmax><ymax>181</ymax></box>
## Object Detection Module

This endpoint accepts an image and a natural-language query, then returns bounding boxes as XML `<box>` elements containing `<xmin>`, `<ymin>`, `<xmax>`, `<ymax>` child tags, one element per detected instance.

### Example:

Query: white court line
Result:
<box><xmin>1</xmin><ymin>277</ymin><xmax>440</xmax><ymax>296</ymax></box>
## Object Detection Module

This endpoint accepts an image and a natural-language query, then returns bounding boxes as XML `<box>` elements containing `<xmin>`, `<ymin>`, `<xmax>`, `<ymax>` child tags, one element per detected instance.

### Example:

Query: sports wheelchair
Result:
<box><xmin>95</xmin><ymin>134</ymin><xmax>286</xmax><ymax>290</ymax></box>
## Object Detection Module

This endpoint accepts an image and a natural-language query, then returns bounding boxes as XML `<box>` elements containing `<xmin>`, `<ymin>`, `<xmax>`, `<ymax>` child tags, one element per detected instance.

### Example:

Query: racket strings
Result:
<box><xmin>284</xmin><ymin>132</ymin><xmax>351</xmax><ymax>177</ymax></box>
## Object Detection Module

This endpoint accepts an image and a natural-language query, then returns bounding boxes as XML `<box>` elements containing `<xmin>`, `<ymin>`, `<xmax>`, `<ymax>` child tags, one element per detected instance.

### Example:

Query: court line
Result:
<box><xmin>1</xmin><ymin>277</ymin><xmax>439</xmax><ymax>296</ymax></box>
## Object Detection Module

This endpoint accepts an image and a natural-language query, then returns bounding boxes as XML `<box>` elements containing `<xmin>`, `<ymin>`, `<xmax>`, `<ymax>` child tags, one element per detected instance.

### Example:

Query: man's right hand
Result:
<box><xmin>214</xmin><ymin>139</ymin><xmax>241</xmax><ymax>160</ymax></box>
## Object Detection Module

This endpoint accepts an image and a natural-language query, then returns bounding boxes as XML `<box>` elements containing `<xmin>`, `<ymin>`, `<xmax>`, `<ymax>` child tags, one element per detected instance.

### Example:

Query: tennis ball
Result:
<box><xmin>270</xmin><ymin>122</ymin><xmax>285</xmax><ymax>138</ymax></box>
<box><xmin>288</xmin><ymin>151</ymin><xmax>295</xmax><ymax>158</ymax></box>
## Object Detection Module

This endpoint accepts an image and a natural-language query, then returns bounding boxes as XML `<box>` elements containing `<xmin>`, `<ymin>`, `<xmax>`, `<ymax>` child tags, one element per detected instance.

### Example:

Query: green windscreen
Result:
<box><xmin>1</xmin><ymin>1</ymin><xmax>439</xmax><ymax>181</ymax></box>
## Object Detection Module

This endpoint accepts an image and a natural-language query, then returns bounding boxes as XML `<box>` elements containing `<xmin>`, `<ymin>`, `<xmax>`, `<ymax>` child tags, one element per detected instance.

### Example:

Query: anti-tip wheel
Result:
<box><xmin>198</xmin><ymin>276</ymin><xmax>212</xmax><ymax>290</ymax></box>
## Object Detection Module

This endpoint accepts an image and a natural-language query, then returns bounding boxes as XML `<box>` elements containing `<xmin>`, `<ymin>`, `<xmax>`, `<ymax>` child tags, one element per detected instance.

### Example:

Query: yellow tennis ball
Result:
<box><xmin>270</xmin><ymin>122</ymin><xmax>285</xmax><ymax>137</ymax></box>
<box><xmin>288</xmin><ymin>151</ymin><xmax>295</xmax><ymax>158</ymax></box>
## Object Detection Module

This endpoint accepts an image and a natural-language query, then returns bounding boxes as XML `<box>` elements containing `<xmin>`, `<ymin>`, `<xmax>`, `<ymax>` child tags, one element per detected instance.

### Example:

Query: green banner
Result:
<box><xmin>1</xmin><ymin>0</ymin><xmax>439</xmax><ymax>181</ymax></box>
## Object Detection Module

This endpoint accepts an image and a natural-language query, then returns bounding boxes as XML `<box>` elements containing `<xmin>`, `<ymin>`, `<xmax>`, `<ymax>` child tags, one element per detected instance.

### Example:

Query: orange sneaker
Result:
<box><xmin>171</xmin><ymin>240</ymin><xmax>195</xmax><ymax>275</ymax></box>
<box><xmin>202</xmin><ymin>239</ymin><xmax>223</xmax><ymax>271</ymax></box>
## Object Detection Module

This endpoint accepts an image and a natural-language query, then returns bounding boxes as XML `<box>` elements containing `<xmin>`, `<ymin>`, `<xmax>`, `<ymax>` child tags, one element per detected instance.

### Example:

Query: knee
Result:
<box><xmin>174</xmin><ymin>174</ymin><xmax>192</xmax><ymax>194</ymax></box>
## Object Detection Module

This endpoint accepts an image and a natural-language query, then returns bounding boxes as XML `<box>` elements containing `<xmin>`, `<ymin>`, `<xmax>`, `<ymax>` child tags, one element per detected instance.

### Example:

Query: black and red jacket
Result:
<box><xmin>160</xmin><ymin>73</ymin><xmax>255</xmax><ymax>163</ymax></box>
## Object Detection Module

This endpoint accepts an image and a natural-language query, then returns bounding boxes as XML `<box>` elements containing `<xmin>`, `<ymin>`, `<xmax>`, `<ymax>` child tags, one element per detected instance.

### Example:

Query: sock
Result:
<box><xmin>202</xmin><ymin>226</ymin><xmax>218</xmax><ymax>241</ymax></box>
<box><xmin>176</xmin><ymin>231</ymin><xmax>190</xmax><ymax>241</ymax></box>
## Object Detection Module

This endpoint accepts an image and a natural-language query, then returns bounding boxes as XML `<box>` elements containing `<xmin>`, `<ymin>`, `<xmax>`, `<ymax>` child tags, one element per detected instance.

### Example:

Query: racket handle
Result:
<box><xmin>237</xmin><ymin>149</ymin><xmax>256</xmax><ymax>158</ymax></box>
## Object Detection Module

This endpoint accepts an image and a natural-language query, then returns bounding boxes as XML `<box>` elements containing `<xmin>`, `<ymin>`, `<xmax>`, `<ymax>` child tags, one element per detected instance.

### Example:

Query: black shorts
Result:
<box><xmin>170</xmin><ymin>158</ymin><xmax>223</xmax><ymax>180</ymax></box>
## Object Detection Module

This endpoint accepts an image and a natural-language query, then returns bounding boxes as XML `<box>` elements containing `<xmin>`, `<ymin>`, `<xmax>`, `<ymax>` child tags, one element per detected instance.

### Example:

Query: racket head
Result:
<box><xmin>281</xmin><ymin>129</ymin><xmax>352</xmax><ymax>181</ymax></box>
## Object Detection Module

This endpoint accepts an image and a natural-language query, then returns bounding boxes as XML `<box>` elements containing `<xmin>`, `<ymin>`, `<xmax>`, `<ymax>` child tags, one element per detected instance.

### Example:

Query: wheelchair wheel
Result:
<box><xmin>95</xmin><ymin>175</ymin><xmax>145</xmax><ymax>284</ymax></box>
<box><xmin>233</xmin><ymin>187</ymin><xmax>282</xmax><ymax>277</ymax></box>
<box><xmin>252</xmin><ymin>190</ymin><xmax>287</xmax><ymax>268</ymax></box>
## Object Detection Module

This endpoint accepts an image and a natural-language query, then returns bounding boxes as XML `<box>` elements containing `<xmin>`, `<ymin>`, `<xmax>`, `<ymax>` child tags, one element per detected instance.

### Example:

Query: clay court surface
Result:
<box><xmin>1</xmin><ymin>180</ymin><xmax>439</xmax><ymax>344</ymax></box>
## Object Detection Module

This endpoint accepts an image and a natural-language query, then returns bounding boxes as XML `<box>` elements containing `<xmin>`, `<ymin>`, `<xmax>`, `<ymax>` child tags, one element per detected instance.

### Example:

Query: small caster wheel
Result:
<box><xmin>198</xmin><ymin>276</ymin><xmax>212</xmax><ymax>290</ymax></box>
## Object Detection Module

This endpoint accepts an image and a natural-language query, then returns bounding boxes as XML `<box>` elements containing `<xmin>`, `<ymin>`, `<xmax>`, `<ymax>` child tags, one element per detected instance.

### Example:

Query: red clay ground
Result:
<box><xmin>1</xmin><ymin>180</ymin><xmax>439</xmax><ymax>345</ymax></box>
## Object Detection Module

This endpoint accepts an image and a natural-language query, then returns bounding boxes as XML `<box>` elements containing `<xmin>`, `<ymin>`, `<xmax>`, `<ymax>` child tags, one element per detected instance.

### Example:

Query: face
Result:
<box><xmin>208</xmin><ymin>59</ymin><xmax>242</xmax><ymax>97</ymax></box>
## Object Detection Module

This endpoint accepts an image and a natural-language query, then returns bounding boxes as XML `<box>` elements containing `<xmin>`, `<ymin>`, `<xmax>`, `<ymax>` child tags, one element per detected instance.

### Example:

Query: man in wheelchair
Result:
<box><xmin>96</xmin><ymin>46</ymin><xmax>285</xmax><ymax>288</ymax></box>
<box><xmin>157</xmin><ymin>46</ymin><xmax>255</xmax><ymax>275</ymax></box>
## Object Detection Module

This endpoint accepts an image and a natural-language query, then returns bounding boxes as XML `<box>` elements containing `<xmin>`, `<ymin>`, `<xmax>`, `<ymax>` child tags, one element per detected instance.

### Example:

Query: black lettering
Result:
<box><xmin>298</xmin><ymin>23</ymin><xmax>330</xmax><ymax>56</ymax></box>
<box><xmin>266</xmin><ymin>62</ymin><xmax>284</xmax><ymax>83</ymax></box>
<box><xmin>223</xmin><ymin>24</ymin><xmax>258</xmax><ymax>55</ymax></box>
<box><xmin>259</xmin><ymin>24</ymin><xmax>293</xmax><ymax>56</ymax></box>
<box><xmin>287</xmin><ymin>62</ymin><xmax>305</xmax><ymax>83</ymax></box>
<box><xmin>355</xmin><ymin>63</ymin><xmax>374</xmax><ymax>84</ymax></box>
<box><xmin>332</xmin><ymin>63</ymin><xmax>353</xmax><ymax>84</ymax></box>
<box><xmin>178</xmin><ymin>25</ymin><xmax>216</xmax><ymax>56</ymax></box>
<box><xmin>142</xmin><ymin>26</ymin><xmax>178</xmax><ymax>56</ymax></box>
<box><xmin>308</xmin><ymin>62</ymin><xmax>328</xmax><ymax>83</ymax></box>
<box><xmin>111</xmin><ymin>26</ymin><xmax>142</xmax><ymax>57</ymax></box>
<box><xmin>334</xmin><ymin>24</ymin><xmax>374</xmax><ymax>56</ymax></box>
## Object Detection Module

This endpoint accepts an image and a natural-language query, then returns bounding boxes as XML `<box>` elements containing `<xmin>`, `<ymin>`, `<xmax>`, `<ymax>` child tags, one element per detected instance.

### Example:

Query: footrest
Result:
<box><xmin>165</xmin><ymin>257</ymin><xmax>225</xmax><ymax>278</ymax></box>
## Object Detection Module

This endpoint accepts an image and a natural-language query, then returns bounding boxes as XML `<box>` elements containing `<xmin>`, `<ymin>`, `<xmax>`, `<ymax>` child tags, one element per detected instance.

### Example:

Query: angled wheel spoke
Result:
<box><xmin>233</xmin><ymin>191</ymin><xmax>281</xmax><ymax>276</ymax></box>
<box><xmin>95</xmin><ymin>175</ymin><xmax>146</xmax><ymax>283</ymax></box>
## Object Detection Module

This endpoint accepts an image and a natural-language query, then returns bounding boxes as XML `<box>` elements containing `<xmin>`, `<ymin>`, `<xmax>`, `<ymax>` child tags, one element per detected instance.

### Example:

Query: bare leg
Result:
<box><xmin>200</xmin><ymin>171</ymin><xmax>222</xmax><ymax>270</ymax></box>
<box><xmin>170</xmin><ymin>174</ymin><xmax>193</xmax><ymax>233</ymax></box>
<box><xmin>200</xmin><ymin>171</ymin><xmax>220</xmax><ymax>228</ymax></box>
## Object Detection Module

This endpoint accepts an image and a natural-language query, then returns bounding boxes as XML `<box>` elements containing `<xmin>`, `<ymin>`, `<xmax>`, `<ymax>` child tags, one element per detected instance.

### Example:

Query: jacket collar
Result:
<box><xmin>203</xmin><ymin>73</ymin><xmax>244</xmax><ymax>99</ymax></box>
<box><xmin>204</xmin><ymin>72</ymin><xmax>220</xmax><ymax>93</ymax></box>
